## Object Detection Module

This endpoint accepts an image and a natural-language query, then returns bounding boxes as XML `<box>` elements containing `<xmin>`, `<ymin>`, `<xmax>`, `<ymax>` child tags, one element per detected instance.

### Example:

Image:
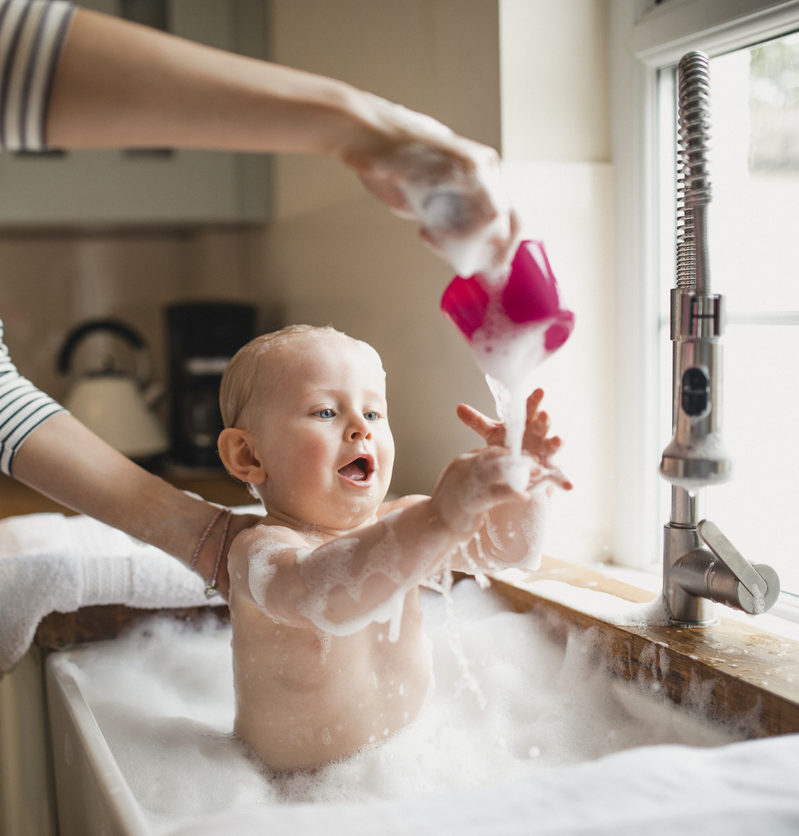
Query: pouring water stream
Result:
<box><xmin>441</xmin><ymin>239</ymin><xmax>574</xmax><ymax>485</ymax></box>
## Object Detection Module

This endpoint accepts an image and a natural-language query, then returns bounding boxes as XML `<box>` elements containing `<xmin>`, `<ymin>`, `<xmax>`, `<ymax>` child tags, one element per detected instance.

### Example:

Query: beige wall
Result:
<box><xmin>1</xmin><ymin>0</ymin><xmax>613</xmax><ymax>562</ymax></box>
<box><xmin>0</xmin><ymin>227</ymin><xmax>266</xmax><ymax>405</ymax></box>
<box><xmin>267</xmin><ymin>0</ymin><xmax>501</xmax><ymax>220</ymax></box>
<box><xmin>257</xmin><ymin>0</ymin><xmax>505</xmax><ymax>501</ymax></box>
<box><xmin>500</xmin><ymin>0</ymin><xmax>610</xmax><ymax>162</ymax></box>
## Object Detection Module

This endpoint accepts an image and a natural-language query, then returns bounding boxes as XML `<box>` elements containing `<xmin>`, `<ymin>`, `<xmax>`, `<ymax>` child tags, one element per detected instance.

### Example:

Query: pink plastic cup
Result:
<box><xmin>440</xmin><ymin>239</ymin><xmax>575</xmax><ymax>356</ymax></box>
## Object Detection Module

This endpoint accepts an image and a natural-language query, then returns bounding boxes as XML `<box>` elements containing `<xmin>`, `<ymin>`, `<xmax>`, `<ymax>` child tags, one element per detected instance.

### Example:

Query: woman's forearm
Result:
<box><xmin>12</xmin><ymin>412</ymin><xmax>253</xmax><ymax>598</ymax></box>
<box><xmin>45</xmin><ymin>6</ymin><xmax>514</xmax><ymax>274</ymax></box>
<box><xmin>47</xmin><ymin>7</ymin><xmax>374</xmax><ymax>156</ymax></box>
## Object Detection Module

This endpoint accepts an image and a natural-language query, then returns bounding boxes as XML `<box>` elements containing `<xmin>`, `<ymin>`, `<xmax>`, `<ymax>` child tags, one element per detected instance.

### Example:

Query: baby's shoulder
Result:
<box><xmin>233</xmin><ymin>520</ymin><xmax>308</xmax><ymax>553</ymax></box>
<box><xmin>379</xmin><ymin>493</ymin><xmax>427</xmax><ymax>518</ymax></box>
<box><xmin>230</xmin><ymin>521</ymin><xmax>308</xmax><ymax>565</ymax></box>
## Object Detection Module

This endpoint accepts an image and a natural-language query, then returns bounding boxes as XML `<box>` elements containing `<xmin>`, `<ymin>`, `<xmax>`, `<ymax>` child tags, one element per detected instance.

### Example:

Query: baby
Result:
<box><xmin>217</xmin><ymin>324</ymin><xmax>570</xmax><ymax>771</ymax></box>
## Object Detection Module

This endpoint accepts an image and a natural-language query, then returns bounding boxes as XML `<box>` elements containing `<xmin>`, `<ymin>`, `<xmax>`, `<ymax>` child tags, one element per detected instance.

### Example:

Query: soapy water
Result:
<box><xmin>479</xmin><ymin>319</ymin><xmax>560</xmax><ymax>490</ymax></box>
<box><xmin>248</xmin><ymin>510</ymin><xmax>434</xmax><ymax>643</ymax></box>
<box><xmin>388</xmin><ymin>118</ymin><xmax>512</xmax><ymax>280</ymax></box>
<box><xmin>62</xmin><ymin>581</ymin><xmax>743</xmax><ymax>828</ymax></box>
<box><xmin>410</xmin><ymin>184</ymin><xmax>511</xmax><ymax>281</ymax></box>
<box><xmin>475</xmin><ymin>281</ymin><xmax>569</xmax><ymax>470</ymax></box>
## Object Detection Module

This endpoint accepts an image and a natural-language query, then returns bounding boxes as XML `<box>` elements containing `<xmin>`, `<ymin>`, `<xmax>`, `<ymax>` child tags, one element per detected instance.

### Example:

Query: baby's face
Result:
<box><xmin>248</xmin><ymin>332</ymin><xmax>395</xmax><ymax>532</ymax></box>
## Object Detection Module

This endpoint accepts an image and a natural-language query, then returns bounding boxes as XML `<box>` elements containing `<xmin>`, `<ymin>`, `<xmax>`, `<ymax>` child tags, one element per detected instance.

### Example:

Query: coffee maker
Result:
<box><xmin>166</xmin><ymin>301</ymin><xmax>255</xmax><ymax>468</ymax></box>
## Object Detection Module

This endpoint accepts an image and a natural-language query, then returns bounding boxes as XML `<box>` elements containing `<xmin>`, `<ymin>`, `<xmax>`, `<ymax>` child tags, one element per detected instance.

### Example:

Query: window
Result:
<box><xmin>611</xmin><ymin>1</ymin><xmax>799</xmax><ymax>608</ymax></box>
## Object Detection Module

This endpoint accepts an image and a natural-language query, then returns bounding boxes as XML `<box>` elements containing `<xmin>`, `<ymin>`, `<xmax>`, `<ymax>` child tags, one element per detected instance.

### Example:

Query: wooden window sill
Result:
<box><xmin>489</xmin><ymin>556</ymin><xmax>799</xmax><ymax>737</ymax></box>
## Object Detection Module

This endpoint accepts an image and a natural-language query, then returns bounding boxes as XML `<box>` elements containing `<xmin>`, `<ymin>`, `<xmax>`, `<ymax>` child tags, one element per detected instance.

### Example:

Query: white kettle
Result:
<box><xmin>58</xmin><ymin>319</ymin><xmax>169</xmax><ymax>462</ymax></box>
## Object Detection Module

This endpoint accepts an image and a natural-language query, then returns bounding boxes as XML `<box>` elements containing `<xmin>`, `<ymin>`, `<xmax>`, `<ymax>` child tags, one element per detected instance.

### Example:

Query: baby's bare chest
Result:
<box><xmin>233</xmin><ymin>597</ymin><xmax>427</xmax><ymax>692</ymax></box>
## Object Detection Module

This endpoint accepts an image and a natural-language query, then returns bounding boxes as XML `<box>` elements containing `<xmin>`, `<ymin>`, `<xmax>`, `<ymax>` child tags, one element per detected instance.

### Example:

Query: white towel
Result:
<box><xmin>0</xmin><ymin>512</ymin><xmax>213</xmax><ymax>674</ymax></box>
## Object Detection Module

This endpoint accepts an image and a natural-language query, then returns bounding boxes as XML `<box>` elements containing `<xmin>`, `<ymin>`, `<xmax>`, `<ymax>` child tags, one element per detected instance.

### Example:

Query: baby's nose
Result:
<box><xmin>348</xmin><ymin>417</ymin><xmax>372</xmax><ymax>440</ymax></box>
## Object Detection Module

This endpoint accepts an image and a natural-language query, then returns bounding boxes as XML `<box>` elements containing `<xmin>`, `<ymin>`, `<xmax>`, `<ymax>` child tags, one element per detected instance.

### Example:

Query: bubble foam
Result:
<box><xmin>63</xmin><ymin>580</ymin><xmax>744</xmax><ymax>831</ymax></box>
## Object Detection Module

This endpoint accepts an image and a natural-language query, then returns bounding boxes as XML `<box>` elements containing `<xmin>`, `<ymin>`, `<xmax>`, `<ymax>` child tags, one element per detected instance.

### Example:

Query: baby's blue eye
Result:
<box><xmin>316</xmin><ymin>408</ymin><xmax>336</xmax><ymax>419</ymax></box>
<box><xmin>364</xmin><ymin>410</ymin><xmax>380</xmax><ymax>422</ymax></box>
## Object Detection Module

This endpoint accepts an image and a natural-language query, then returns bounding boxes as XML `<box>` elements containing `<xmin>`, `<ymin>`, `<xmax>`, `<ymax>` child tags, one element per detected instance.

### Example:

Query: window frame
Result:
<box><xmin>609</xmin><ymin>0</ymin><xmax>799</xmax><ymax>574</ymax></box>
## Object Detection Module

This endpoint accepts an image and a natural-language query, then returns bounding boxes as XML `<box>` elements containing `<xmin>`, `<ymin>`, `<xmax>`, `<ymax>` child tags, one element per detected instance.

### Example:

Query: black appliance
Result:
<box><xmin>166</xmin><ymin>301</ymin><xmax>255</xmax><ymax>468</ymax></box>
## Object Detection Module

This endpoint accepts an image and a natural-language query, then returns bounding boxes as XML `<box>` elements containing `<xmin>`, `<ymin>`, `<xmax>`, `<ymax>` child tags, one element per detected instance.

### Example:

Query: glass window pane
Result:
<box><xmin>709</xmin><ymin>33</ymin><xmax>799</xmax><ymax>313</ymax></box>
<box><xmin>705</xmin><ymin>324</ymin><xmax>799</xmax><ymax>594</ymax></box>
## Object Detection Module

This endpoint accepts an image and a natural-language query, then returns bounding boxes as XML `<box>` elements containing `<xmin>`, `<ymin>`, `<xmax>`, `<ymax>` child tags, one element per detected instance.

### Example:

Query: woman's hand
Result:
<box><xmin>338</xmin><ymin>95</ymin><xmax>518</xmax><ymax>275</ymax></box>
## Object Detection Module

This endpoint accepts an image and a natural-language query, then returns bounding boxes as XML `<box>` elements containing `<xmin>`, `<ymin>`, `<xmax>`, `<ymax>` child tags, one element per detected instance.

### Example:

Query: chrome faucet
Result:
<box><xmin>658</xmin><ymin>51</ymin><xmax>781</xmax><ymax>625</ymax></box>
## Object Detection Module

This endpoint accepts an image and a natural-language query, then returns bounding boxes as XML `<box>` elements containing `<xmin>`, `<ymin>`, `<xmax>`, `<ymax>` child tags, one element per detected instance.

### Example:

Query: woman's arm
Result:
<box><xmin>46</xmin><ymin>7</ymin><xmax>515</xmax><ymax>270</ymax></box>
<box><xmin>4</xmin><ymin>3</ymin><xmax>518</xmax><ymax>598</ymax></box>
<box><xmin>47</xmin><ymin>7</ymin><xmax>367</xmax><ymax>154</ymax></box>
<box><xmin>12</xmin><ymin>412</ymin><xmax>259</xmax><ymax>600</ymax></box>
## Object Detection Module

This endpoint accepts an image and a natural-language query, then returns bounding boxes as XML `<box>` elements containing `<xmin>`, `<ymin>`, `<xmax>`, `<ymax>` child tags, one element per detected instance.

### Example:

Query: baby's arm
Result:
<box><xmin>232</xmin><ymin>446</ymin><xmax>525</xmax><ymax>635</ymax></box>
<box><xmin>451</xmin><ymin>389</ymin><xmax>572</xmax><ymax>571</ymax></box>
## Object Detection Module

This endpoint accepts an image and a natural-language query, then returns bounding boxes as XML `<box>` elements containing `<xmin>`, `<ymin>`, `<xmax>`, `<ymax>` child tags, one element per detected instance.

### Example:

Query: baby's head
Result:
<box><xmin>221</xmin><ymin>324</ymin><xmax>333</xmax><ymax>430</ymax></box>
<box><xmin>218</xmin><ymin>325</ymin><xmax>395</xmax><ymax>531</ymax></box>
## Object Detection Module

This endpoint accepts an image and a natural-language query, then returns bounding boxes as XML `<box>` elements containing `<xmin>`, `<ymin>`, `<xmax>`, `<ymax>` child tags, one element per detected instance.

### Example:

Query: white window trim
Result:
<box><xmin>609</xmin><ymin>0</ymin><xmax>799</xmax><ymax>569</ymax></box>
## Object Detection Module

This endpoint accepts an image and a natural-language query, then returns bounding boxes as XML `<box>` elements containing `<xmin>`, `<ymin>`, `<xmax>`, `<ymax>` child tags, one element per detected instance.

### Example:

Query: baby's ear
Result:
<box><xmin>217</xmin><ymin>428</ymin><xmax>267</xmax><ymax>485</ymax></box>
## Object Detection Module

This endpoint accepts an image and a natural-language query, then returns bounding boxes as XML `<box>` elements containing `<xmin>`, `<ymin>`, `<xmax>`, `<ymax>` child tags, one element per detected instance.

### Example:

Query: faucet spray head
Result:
<box><xmin>660</xmin><ymin>52</ymin><xmax>730</xmax><ymax>489</ymax></box>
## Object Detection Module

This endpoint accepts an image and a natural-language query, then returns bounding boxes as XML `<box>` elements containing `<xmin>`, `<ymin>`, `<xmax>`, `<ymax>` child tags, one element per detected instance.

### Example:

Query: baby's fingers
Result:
<box><xmin>531</xmin><ymin>462</ymin><xmax>573</xmax><ymax>492</ymax></box>
<box><xmin>524</xmin><ymin>390</ymin><xmax>552</xmax><ymax>440</ymax></box>
<box><xmin>457</xmin><ymin>403</ymin><xmax>504</xmax><ymax>446</ymax></box>
<box><xmin>525</xmin><ymin>388</ymin><xmax>545</xmax><ymax>418</ymax></box>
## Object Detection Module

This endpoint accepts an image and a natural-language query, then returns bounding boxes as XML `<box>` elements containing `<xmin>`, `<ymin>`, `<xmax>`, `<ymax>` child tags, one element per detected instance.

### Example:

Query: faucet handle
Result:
<box><xmin>697</xmin><ymin>519</ymin><xmax>781</xmax><ymax>614</ymax></box>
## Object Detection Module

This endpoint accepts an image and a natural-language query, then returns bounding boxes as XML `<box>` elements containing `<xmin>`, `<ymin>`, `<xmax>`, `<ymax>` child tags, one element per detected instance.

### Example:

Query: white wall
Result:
<box><xmin>499</xmin><ymin>0</ymin><xmax>615</xmax><ymax>563</ymax></box>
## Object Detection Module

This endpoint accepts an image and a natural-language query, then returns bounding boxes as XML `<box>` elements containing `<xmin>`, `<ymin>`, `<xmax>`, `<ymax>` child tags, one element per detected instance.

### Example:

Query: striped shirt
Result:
<box><xmin>1</xmin><ymin>0</ymin><xmax>75</xmax><ymax>475</ymax></box>
<box><xmin>0</xmin><ymin>321</ymin><xmax>65</xmax><ymax>475</ymax></box>
<box><xmin>0</xmin><ymin>0</ymin><xmax>75</xmax><ymax>150</ymax></box>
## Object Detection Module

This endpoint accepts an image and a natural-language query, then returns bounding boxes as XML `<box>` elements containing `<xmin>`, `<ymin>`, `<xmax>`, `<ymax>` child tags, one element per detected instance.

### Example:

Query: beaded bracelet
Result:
<box><xmin>189</xmin><ymin>507</ymin><xmax>233</xmax><ymax>599</ymax></box>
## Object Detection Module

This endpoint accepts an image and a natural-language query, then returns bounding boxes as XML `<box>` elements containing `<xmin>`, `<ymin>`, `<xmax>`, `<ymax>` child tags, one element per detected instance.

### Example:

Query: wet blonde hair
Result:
<box><xmin>220</xmin><ymin>324</ymin><xmax>351</xmax><ymax>429</ymax></box>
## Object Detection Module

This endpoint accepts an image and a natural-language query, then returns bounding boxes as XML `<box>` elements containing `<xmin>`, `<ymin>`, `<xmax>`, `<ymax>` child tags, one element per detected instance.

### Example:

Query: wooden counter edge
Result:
<box><xmin>489</xmin><ymin>556</ymin><xmax>799</xmax><ymax>738</ymax></box>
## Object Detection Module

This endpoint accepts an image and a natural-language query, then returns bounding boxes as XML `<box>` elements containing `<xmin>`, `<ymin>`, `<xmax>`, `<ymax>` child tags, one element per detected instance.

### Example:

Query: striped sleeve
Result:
<box><xmin>0</xmin><ymin>320</ymin><xmax>66</xmax><ymax>476</ymax></box>
<box><xmin>0</xmin><ymin>0</ymin><xmax>76</xmax><ymax>151</ymax></box>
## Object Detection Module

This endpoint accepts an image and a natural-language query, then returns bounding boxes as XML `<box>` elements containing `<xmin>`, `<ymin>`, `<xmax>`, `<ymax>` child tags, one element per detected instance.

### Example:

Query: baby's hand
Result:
<box><xmin>430</xmin><ymin>446</ymin><xmax>532</xmax><ymax>535</ymax></box>
<box><xmin>456</xmin><ymin>389</ymin><xmax>572</xmax><ymax>491</ymax></box>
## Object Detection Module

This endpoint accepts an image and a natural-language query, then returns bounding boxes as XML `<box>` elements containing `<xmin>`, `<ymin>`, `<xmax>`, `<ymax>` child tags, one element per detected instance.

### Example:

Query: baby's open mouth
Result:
<box><xmin>337</xmin><ymin>456</ymin><xmax>374</xmax><ymax>482</ymax></box>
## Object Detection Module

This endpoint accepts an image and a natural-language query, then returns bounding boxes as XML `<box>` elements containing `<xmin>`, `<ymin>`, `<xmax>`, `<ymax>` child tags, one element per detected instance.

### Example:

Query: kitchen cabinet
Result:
<box><xmin>0</xmin><ymin>0</ymin><xmax>270</xmax><ymax>226</ymax></box>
